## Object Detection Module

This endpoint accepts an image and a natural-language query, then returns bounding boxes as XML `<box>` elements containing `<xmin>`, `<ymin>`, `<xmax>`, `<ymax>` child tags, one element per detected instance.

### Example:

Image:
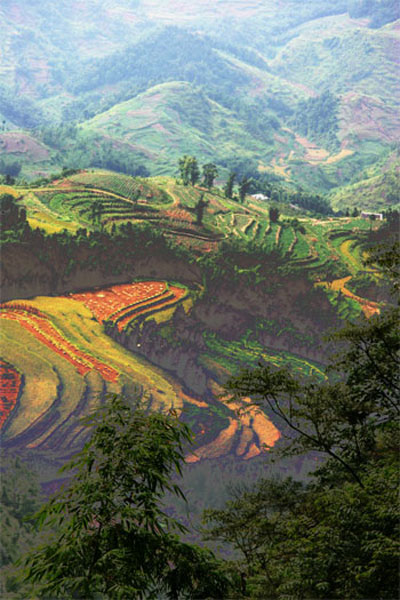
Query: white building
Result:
<box><xmin>360</xmin><ymin>211</ymin><xmax>383</xmax><ymax>221</ymax></box>
<box><xmin>251</xmin><ymin>193</ymin><xmax>269</xmax><ymax>201</ymax></box>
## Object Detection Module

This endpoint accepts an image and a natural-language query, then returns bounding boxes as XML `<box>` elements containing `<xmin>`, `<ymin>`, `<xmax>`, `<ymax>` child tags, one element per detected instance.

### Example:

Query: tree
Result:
<box><xmin>22</xmin><ymin>396</ymin><xmax>228</xmax><ymax>599</ymax></box>
<box><xmin>269</xmin><ymin>205</ymin><xmax>280</xmax><ymax>223</ymax></box>
<box><xmin>204</xmin><ymin>244</ymin><xmax>400</xmax><ymax>599</ymax></box>
<box><xmin>224</xmin><ymin>172</ymin><xmax>236</xmax><ymax>199</ymax></box>
<box><xmin>188</xmin><ymin>157</ymin><xmax>200</xmax><ymax>186</ymax></box>
<box><xmin>131</xmin><ymin>188</ymin><xmax>140</xmax><ymax>209</ymax></box>
<box><xmin>238</xmin><ymin>176</ymin><xmax>252</xmax><ymax>203</ymax></box>
<box><xmin>0</xmin><ymin>193</ymin><xmax>24</xmax><ymax>230</ymax></box>
<box><xmin>0</xmin><ymin>457</ymin><xmax>43</xmax><ymax>597</ymax></box>
<box><xmin>195</xmin><ymin>193</ymin><xmax>209</xmax><ymax>226</ymax></box>
<box><xmin>90</xmin><ymin>199</ymin><xmax>103</xmax><ymax>226</ymax></box>
<box><xmin>178</xmin><ymin>155</ymin><xmax>190</xmax><ymax>186</ymax></box>
<box><xmin>202</xmin><ymin>163</ymin><xmax>218</xmax><ymax>189</ymax></box>
<box><xmin>178</xmin><ymin>156</ymin><xmax>200</xmax><ymax>187</ymax></box>
<box><xmin>0</xmin><ymin>458</ymin><xmax>42</xmax><ymax>559</ymax></box>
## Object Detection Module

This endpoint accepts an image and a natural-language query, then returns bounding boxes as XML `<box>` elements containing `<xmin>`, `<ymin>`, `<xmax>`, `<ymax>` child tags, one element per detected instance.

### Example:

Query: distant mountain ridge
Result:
<box><xmin>0</xmin><ymin>0</ymin><xmax>399</xmax><ymax>208</ymax></box>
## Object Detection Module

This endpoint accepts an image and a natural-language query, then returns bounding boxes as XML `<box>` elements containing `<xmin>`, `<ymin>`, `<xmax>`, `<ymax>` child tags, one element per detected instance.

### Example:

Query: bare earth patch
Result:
<box><xmin>0</xmin><ymin>133</ymin><xmax>49</xmax><ymax>161</ymax></box>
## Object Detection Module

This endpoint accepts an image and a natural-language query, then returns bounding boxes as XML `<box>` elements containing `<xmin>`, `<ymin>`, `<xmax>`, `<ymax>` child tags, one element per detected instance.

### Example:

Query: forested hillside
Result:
<box><xmin>0</xmin><ymin>0</ymin><xmax>398</xmax><ymax>209</ymax></box>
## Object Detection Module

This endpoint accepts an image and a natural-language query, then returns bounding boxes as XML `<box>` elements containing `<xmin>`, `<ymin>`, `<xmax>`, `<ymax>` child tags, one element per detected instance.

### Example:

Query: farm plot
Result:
<box><xmin>263</xmin><ymin>222</ymin><xmax>279</xmax><ymax>252</ymax></box>
<box><xmin>0</xmin><ymin>304</ymin><xmax>119</xmax><ymax>382</ymax></box>
<box><xmin>69</xmin><ymin>171</ymin><xmax>171</xmax><ymax>206</ymax></box>
<box><xmin>46</xmin><ymin>190</ymin><xmax>139</xmax><ymax>225</ymax></box>
<box><xmin>291</xmin><ymin>231</ymin><xmax>312</xmax><ymax>261</ymax></box>
<box><xmin>0</xmin><ymin>360</ymin><xmax>21</xmax><ymax>429</ymax></box>
<box><xmin>69</xmin><ymin>280</ymin><xmax>188</xmax><ymax>331</ymax></box>
<box><xmin>317</xmin><ymin>276</ymin><xmax>380</xmax><ymax>319</ymax></box>
<box><xmin>117</xmin><ymin>285</ymin><xmax>187</xmax><ymax>331</ymax></box>
<box><xmin>1</xmin><ymin>293</ymin><xmax>192</xmax><ymax>451</ymax></box>
<box><xmin>185</xmin><ymin>378</ymin><xmax>281</xmax><ymax>463</ymax></box>
<box><xmin>69</xmin><ymin>281</ymin><xmax>168</xmax><ymax>322</ymax></box>
<box><xmin>201</xmin><ymin>331</ymin><xmax>326</xmax><ymax>381</ymax></box>
<box><xmin>278</xmin><ymin>225</ymin><xmax>297</xmax><ymax>255</ymax></box>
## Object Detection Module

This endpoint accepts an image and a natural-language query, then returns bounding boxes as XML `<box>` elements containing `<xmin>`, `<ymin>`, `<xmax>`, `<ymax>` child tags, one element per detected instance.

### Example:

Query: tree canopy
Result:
<box><xmin>202</xmin><ymin>163</ymin><xmax>218</xmax><ymax>189</ymax></box>
<box><xmin>21</xmin><ymin>396</ymin><xmax>228</xmax><ymax>599</ymax></box>
<box><xmin>178</xmin><ymin>155</ymin><xmax>200</xmax><ymax>186</ymax></box>
<box><xmin>204</xmin><ymin>242</ymin><xmax>400</xmax><ymax>599</ymax></box>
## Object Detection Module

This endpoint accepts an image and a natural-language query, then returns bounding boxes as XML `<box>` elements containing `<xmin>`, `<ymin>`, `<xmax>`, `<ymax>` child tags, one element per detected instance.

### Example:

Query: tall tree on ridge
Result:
<box><xmin>202</xmin><ymin>163</ymin><xmax>218</xmax><ymax>189</ymax></box>
<box><xmin>239</xmin><ymin>176</ymin><xmax>252</xmax><ymax>203</ymax></box>
<box><xmin>178</xmin><ymin>156</ymin><xmax>200</xmax><ymax>187</ymax></box>
<box><xmin>224</xmin><ymin>172</ymin><xmax>236</xmax><ymax>199</ymax></box>
<box><xmin>195</xmin><ymin>193</ymin><xmax>209</xmax><ymax>226</ymax></box>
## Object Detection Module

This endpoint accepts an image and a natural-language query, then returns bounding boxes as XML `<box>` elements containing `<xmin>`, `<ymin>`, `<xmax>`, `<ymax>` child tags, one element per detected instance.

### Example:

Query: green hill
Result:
<box><xmin>81</xmin><ymin>82</ymin><xmax>273</xmax><ymax>174</ymax></box>
<box><xmin>0</xmin><ymin>1</ymin><xmax>399</xmax><ymax>205</ymax></box>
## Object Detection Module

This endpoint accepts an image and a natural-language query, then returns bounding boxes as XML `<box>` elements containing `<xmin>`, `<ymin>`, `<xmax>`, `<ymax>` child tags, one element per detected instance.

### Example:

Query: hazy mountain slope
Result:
<box><xmin>82</xmin><ymin>81</ymin><xmax>272</xmax><ymax>173</ymax></box>
<box><xmin>329</xmin><ymin>148</ymin><xmax>400</xmax><ymax>211</ymax></box>
<box><xmin>0</xmin><ymin>0</ymin><xmax>398</xmax><ymax>205</ymax></box>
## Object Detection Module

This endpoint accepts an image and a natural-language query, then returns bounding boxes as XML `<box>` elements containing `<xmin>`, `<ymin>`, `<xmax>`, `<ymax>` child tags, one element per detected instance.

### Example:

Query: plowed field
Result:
<box><xmin>0</xmin><ymin>360</ymin><xmax>21</xmax><ymax>429</ymax></box>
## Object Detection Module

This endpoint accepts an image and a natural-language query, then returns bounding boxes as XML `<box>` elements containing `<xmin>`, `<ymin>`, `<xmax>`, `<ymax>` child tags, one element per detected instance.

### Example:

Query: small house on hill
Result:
<box><xmin>361</xmin><ymin>211</ymin><xmax>383</xmax><ymax>221</ymax></box>
<box><xmin>251</xmin><ymin>193</ymin><xmax>269</xmax><ymax>201</ymax></box>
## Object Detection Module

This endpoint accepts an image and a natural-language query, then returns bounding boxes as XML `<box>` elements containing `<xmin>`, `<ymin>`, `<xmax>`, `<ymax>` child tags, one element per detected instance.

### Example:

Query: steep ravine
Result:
<box><xmin>106</xmin><ymin>276</ymin><xmax>339</xmax><ymax>398</ymax></box>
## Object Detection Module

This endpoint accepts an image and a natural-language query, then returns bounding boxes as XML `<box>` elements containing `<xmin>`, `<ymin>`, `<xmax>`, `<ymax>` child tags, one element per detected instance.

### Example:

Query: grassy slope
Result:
<box><xmin>81</xmin><ymin>81</ymin><xmax>271</xmax><ymax>174</ymax></box>
<box><xmin>329</xmin><ymin>149</ymin><xmax>400</xmax><ymax>211</ymax></box>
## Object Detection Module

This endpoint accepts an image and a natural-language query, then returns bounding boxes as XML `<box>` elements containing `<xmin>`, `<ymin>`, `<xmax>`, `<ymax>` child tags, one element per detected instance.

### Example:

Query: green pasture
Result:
<box><xmin>200</xmin><ymin>331</ymin><xmax>326</xmax><ymax>382</ymax></box>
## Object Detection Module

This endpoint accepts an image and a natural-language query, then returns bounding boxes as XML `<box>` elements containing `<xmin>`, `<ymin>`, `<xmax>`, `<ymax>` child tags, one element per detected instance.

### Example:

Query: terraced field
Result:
<box><xmin>0</xmin><ymin>282</ymin><xmax>191</xmax><ymax>452</ymax></box>
<box><xmin>7</xmin><ymin>169</ymin><xmax>374</xmax><ymax>256</ymax></box>
<box><xmin>0</xmin><ymin>360</ymin><xmax>21</xmax><ymax>429</ymax></box>
<box><xmin>69</xmin><ymin>281</ymin><xmax>188</xmax><ymax>331</ymax></box>
<box><xmin>200</xmin><ymin>331</ymin><xmax>327</xmax><ymax>381</ymax></box>
<box><xmin>1</xmin><ymin>171</ymin><xmax>384</xmax><ymax>464</ymax></box>
<box><xmin>1</xmin><ymin>280</ymin><xmax>284</xmax><ymax>462</ymax></box>
<box><xmin>5</xmin><ymin>170</ymin><xmax>383</xmax><ymax>316</ymax></box>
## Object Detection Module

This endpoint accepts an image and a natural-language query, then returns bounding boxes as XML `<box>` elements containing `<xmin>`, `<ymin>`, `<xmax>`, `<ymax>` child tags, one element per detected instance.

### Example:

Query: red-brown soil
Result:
<box><xmin>0</xmin><ymin>360</ymin><xmax>21</xmax><ymax>429</ymax></box>
<box><xmin>0</xmin><ymin>305</ymin><xmax>119</xmax><ymax>382</ymax></box>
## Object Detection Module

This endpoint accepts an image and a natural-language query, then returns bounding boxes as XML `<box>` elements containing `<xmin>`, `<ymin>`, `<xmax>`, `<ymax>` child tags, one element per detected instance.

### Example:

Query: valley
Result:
<box><xmin>0</xmin><ymin>2</ymin><xmax>399</xmax><ymax>596</ymax></box>
<box><xmin>0</xmin><ymin>169</ymin><xmax>387</xmax><ymax>478</ymax></box>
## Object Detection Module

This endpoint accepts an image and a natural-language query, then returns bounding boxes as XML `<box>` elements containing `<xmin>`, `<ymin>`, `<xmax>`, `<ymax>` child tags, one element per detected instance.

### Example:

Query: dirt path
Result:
<box><xmin>321</xmin><ymin>275</ymin><xmax>380</xmax><ymax>318</ymax></box>
<box><xmin>164</xmin><ymin>182</ymin><xmax>183</xmax><ymax>207</ymax></box>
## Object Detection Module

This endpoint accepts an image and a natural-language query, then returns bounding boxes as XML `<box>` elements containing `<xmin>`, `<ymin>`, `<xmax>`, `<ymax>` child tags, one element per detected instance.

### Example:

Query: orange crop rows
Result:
<box><xmin>0</xmin><ymin>360</ymin><xmax>21</xmax><ymax>429</ymax></box>
<box><xmin>113</xmin><ymin>290</ymin><xmax>174</xmax><ymax>330</ymax></box>
<box><xmin>69</xmin><ymin>281</ymin><xmax>167</xmax><ymax>322</ymax></box>
<box><xmin>163</xmin><ymin>209</ymin><xmax>194</xmax><ymax>223</ymax></box>
<box><xmin>116</xmin><ymin>286</ymin><xmax>187</xmax><ymax>331</ymax></box>
<box><xmin>0</xmin><ymin>307</ymin><xmax>119</xmax><ymax>382</ymax></box>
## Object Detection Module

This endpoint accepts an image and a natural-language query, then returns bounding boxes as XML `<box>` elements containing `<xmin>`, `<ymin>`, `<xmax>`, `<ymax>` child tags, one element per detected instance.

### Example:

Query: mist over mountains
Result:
<box><xmin>0</xmin><ymin>0</ymin><xmax>399</xmax><ymax>207</ymax></box>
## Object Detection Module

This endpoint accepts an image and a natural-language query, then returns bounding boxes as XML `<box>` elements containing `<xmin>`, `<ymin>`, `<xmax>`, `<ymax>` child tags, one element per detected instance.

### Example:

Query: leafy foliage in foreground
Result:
<box><xmin>204</xmin><ymin>244</ymin><xmax>400</xmax><ymax>598</ymax></box>
<box><xmin>0</xmin><ymin>458</ymin><xmax>42</xmax><ymax>566</ymax></box>
<box><xmin>21</xmin><ymin>397</ymin><xmax>228</xmax><ymax>599</ymax></box>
